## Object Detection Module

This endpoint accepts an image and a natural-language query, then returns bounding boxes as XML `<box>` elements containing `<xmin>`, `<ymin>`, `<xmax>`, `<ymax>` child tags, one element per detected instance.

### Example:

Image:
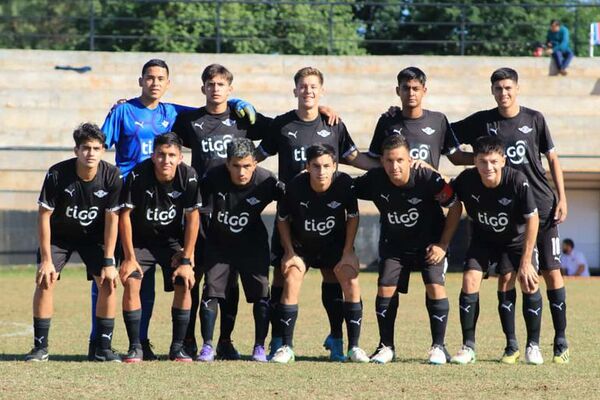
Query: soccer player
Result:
<box><xmin>450</xmin><ymin>136</ymin><xmax>543</xmax><ymax>365</ymax></box>
<box><xmin>354</xmin><ymin>135</ymin><xmax>462</xmax><ymax>365</ymax></box>
<box><xmin>25</xmin><ymin>123</ymin><xmax>122</xmax><ymax>362</ymax></box>
<box><xmin>256</xmin><ymin>66</ymin><xmax>378</xmax><ymax>360</ymax></box>
<box><xmin>270</xmin><ymin>144</ymin><xmax>370</xmax><ymax>364</ymax></box>
<box><xmin>119</xmin><ymin>133</ymin><xmax>201</xmax><ymax>362</ymax></box>
<box><xmin>451</xmin><ymin>67</ymin><xmax>569</xmax><ymax>363</ymax></box>
<box><xmin>198</xmin><ymin>138</ymin><xmax>284</xmax><ymax>362</ymax></box>
<box><xmin>96</xmin><ymin>59</ymin><xmax>255</xmax><ymax>360</ymax></box>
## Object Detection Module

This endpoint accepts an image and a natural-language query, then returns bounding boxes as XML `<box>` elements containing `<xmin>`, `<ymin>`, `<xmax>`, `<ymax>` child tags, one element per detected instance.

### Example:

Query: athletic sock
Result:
<box><xmin>459</xmin><ymin>291</ymin><xmax>479</xmax><ymax>350</ymax></box>
<box><xmin>89</xmin><ymin>282</ymin><xmax>98</xmax><ymax>341</ymax></box>
<box><xmin>343</xmin><ymin>301</ymin><xmax>362</xmax><ymax>350</ymax></box>
<box><xmin>96</xmin><ymin>317</ymin><xmax>115</xmax><ymax>350</ymax></box>
<box><xmin>279</xmin><ymin>304</ymin><xmax>299</xmax><ymax>348</ymax></box>
<box><xmin>523</xmin><ymin>290</ymin><xmax>543</xmax><ymax>346</ymax></box>
<box><xmin>497</xmin><ymin>289</ymin><xmax>518</xmax><ymax>351</ymax></box>
<box><xmin>200</xmin><ymin>296</ymin><xmax>219</xmax><ymax>345</ymax></box>
<box><xmin>218</xmin><ymin>283</ymin><xmax>239</xmax><ymax>341</ymax></box>
<box><xmin>270</xmin><ymin>286</ymin><xmax>284</xmax><ymax>338</ymax></box>
<box><xmin>185</xmin><ymin>281</ymin><xmax>200</xmax><ymax>341</ymax></box>
<box><xmin>123</xmin><ymin>309</ymin><xmax>142</xmax><ymax>348</ymax></box>
<box><xmin>426</xmin><ymin>296</ymin><xmax>449</xmax><ymax>347</ymax></box>
<box><xmin>547</xmin><ymin>287</ymin><xmax>568</xmax><ymax>348</ymax></box>
<box><xmin>322</xmin><ymin>282</ymin><xmax>344</xmax><ymax>339</ymax></box>
<box><xmin>33</xmin><ymin>317</ymin><xmax>51</xmax><ymax>349</ymax></box>
<box><xmin>375</xmin><ymin>294</ymin><xmax>398</xmax><ymax>348</ymax></box>
<box><xmin>253</xmin><ymin>298</ymin><xmax>271</xmax><ymax>346</ymax></box>
<box><xmin>171</xmin><ymin>308</ymin><xmax>191</xmax><ymax>348</ymax></box>
<box><xmin>139</xmin><ymin>268</ymin><xmax>156</xmax><ymax>341</ymax></box>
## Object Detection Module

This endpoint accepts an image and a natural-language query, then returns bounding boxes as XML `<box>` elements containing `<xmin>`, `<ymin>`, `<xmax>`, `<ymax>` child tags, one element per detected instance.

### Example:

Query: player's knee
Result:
<box><xmin>377</xmin><ymin>286</ymin><xmax>396</xmax><ymax>298</ymax></box>
<box><xmin>542</xmin><ymin>269</ymin><xmax>564</xmax><ymax>288</ymax></box>
<box><xmin>425</xmin><ymin>284</ymin><xmax>446</xmax><ymax>300</ymax></box>
<box><xmin>462</xmin><ymin>271</ymin><xmax>482</xmax><ymax>293</ymax></box>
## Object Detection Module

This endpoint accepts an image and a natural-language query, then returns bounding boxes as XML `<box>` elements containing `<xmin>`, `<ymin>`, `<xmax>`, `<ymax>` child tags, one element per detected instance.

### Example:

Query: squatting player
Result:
<box><xmin>198</xmin><ymin>138</ymin><xmax>284</xmax><ymax>362</ymax></box>
<box><xmin>451</xmin><ymin>67</ymin><xmax>569</xmax><ymax>363</ymax></box>
<box><xmin>271</xmin><ymin>144</ymin><xmax>370</xmax><ymax>364</ymax></box>
<box><xmin>26</xmin><ymin>123</ymin><xmax>122</xmax><ymax>362</ymax></box>
<box><xmin>119</xmin><ymin>133</ymin><xmax>201</xmax><ymax>362</ymax></box>
<box><xmin>256</xmin><ymin>66</ymin><xmax>378</xmax><ymax>360</ymax></box>
<box><xmin>450</xmin><ymin>137</ymin><xmax>543</xmax><ymax>365</ymax></box>
<box><xmin>354</xmin><ymin>135</ymin><xmax>462</xmax><ymax>365</ymax></box>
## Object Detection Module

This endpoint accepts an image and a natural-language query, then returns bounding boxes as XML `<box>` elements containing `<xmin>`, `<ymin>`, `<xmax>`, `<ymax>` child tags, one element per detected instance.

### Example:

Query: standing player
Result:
<box><xmin>119</xmin><ymin>133</ymin><xmax>201</xmax><ymax>362</ymax></box>
<box><xmin>270</xmin><ymin>144</ymin><xmax>369</xmax><ymax>364</ymax></box>
<box><xmin>451</xmin><ymin>67</ymin><xmax>569</xmax><ymax>363</ymax></box>
<box><xmin>354</xmin><ymin>135</ymin><xmax>462</xmax><ymax>365</ymax></box>
<box><xmin>450</xmin><ymin>137</ymin><xmax>543</xmax><ymax>365</ymax></box>
<box><xmin>198</xmin><ymin>138</ymin><xmax>284</xmax><ymax>362</ymax></box>
<box><xmin>256</xmin><ymin>67</ymin><xmax>378</xmax><ymax>360</ymax></box>
<box><xmin>25</xmin><ymin>123</ymin><xmax>122</xmax><ymax>362</ymax></box>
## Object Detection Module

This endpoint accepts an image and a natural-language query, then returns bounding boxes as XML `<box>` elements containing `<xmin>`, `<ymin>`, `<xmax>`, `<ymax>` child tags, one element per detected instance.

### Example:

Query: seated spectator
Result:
<box><xmin>546</xmin><ymin>19</ymin><xmax>574</xmax><ymax>76</ymax></box>
<box><xmin>560</xmin><ymin>239</ymin><xmax>590</xmax><ymax>277</ymax></box>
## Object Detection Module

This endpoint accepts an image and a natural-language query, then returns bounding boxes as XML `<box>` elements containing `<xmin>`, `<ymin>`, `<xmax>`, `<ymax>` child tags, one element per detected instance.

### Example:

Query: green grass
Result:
<box><xmin>1</xmin><ymin>266</ymin><xmax>599</xmax><ymax>399</ymax></box>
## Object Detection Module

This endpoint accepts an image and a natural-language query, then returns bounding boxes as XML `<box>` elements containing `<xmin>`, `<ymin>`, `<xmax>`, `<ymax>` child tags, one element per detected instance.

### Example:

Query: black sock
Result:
<box><xmin>200</xmin><ymin>296</ymin><xmax>219</xmax><ymax>345</ymax></box>
<box><xmin>97</xmin><ymin>317</ymin><xmax>115</xmax><ymax>350</ymax></box>
<box><xmin>375</xmin><ymin>294</ymin><xmax>398</xmax><ymax>348</ymax></box>
<box><xmin>33</xmin><ymin>317</ymin><xmax>51</xmax><ymax>349</ymax></box>
<box><xmin>270</xmin><ymin>286</ymin><xmax>284</xmax><ymax>338</ymax></box>
<box><xmin>459</xmin><ymin>292</ymin><xmax>479</xmax><ymax>350</ymax></box>
<box><xmin>123</xmin><ymin>309</ymin><xmax>142</xmax><ymax>348</ymax></box>
<box><xmin>185</xmin><ymin>282</ymin><xmax>200</xmax><ymax>341</ymax></box>
<box><xmin>547</xmin><ymin>287</ymin><xmax>568</xmax><ymax>348</ymax></box>
<box><xmin>219</xmin><ymin>284</ymin><xmax>239</xmax><ymax>341</ymax></box>
<box><xmin>343</xmin><ymin>301</ymin><xmax>362</xmax><ymax>350</ymax></box>
<box><xmin>523</xmin><ymin>290</ymin><xmax>543</xmax><ymax>346</ymax></box>
<box><xmin>322</xmin><ymin>282</ymin><xmax>344</xmax><ymax>339</ymax></box>
<box><xmin>279</xmin><ymin>304</ymin><xmax>298</xmax><ymax>348</ymax></box>
<box><xmin>253</xmin><ymin>298</ymin><xmax>271</xmax><ymax>347</ymax></box>
<box><xmin>171</xmin><ymin>308</ymin><xmax>191</xmax><ymax>349</ymax></box>
<box><xmin>497</xmin><ymin>289</ymin><xmax>518</xmax><ymax>351</ymax></box>
<box><xmin>426</xmin><ymin>297</ymin><xmax>449</xmax><ymax>347</ymax></box>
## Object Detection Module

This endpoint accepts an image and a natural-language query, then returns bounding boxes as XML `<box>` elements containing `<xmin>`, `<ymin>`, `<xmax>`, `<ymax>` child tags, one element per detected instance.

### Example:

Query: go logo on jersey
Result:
<box><xmin>409</xmin><ymin>144</ymin><xmax>430</xmax><ymax>161</ymax></box>
<box><xmin>386</xmin><ymin>208</ymin><xmax>419</xmax><ymax>227</ymax></box>
<box><xmin>477</xmin><ymin>211</ymin><xmax>509</xmax><ymax>233</ymax></box>
<box><xmin>66</xmin><ymin>206</ymin><xmax>99</xmax><ymax>227</ymax></box>
<box><xmin>146</xmin><ymin>205</ymin><xmax>177</xmax><ymax>226</ymax></box>
<box><xmin>304</xmin><ymin>216</ymin><xmax>336</xmax><ymax>236</ymax></box>
<box><xmin>217</xmin><ymin>211</ymin><xmax>250</xmax><ymax>233</ymax></box>
<box><xmin>506</xmin><ymin>140</ymin><xmax>528</xmax><ymax>165</ymax></box>
<box><xmin>201</xmin><ymin>135</ymin><xmax>234</xmax><ymax>158</ymax></box>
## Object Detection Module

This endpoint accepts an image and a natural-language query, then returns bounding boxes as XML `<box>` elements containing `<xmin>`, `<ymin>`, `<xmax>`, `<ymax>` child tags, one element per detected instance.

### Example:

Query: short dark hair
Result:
<box><xmin>294</xmin><ymin>67</ymin><xmax>324</xmax><ymax>86</ymax></box>
<box><xmin>73</xmin><ymin>123</ymin><xmax>106</xmax><ymax>148</ymax></box>
<box><xmin>397</xmin><ymin>66</ymin><xmax>427</xmax><ymax>86</ymax></box>
<box><xmin>550</xmin><ymin>19</ymin><xmax>561</xmax><ymax>26</ymax></box>
<box><xmin>202</xmin><ymin>63</ymin><xmax>233</xmax><ymax>85</ymax></box>
<box><xmin>473</xmin><ymin>136</ymin><xmax>505</xmax><ymax>157</ymax></box>
<box><xmin>305</xmin><ymin>143</ymin><xmax>336</xmax><ymax>164</ymax></box>
<box><xmin>226</xmin><ymin>138</ymin><xmax>255</xmax><ymax>160</ymax></box>
<box><xmin>381</xmin><ymin>134</ymin><xmax>410</xmax><ymax>154</ymax></box>
<box><xmin>490</xmin><ymin>67</ymin><xmax>518</xmax><ymax>84</ymax></box>
<box><xmin>142</xmin><ymin>59</ymin><xmax>169</xmax><ymax>77</ymax></box>
<box><xmin>154</xmin><ymin>132</ymin><xmax>182</xmax><ymax>151</ymax></box>
<box><xmin>563</xmin><ymin>238</ymin><xmax>574</xmax><ymax>248</ymax></box>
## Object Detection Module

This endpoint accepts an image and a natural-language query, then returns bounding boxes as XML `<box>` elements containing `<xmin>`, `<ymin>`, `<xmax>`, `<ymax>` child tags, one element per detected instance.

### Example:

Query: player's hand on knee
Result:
<box><xmin>281</xmin><ymin>252</ymin><xmax>306</xmax><ymax>275</ymax></box>
<box><xmin>425</xmin><ymin>243</ymin><xmax>447</xmax><ymax>265</ymax></box>
<box><xmin>518</xmin><ymin>262</ymin><xmax>539</xmax><ymax>293</ymax></box>
<box><xmin>334</xmin><ymin>251</ymin><xmax>359</xmax><ymax>280</ymax></box>
<box><xmin>173</xmin><ymin>265</ymin><xmax>195</xmax><ymax>290</ymax></box>
<box><xmin>100</xmin><ymin>266</ymin><xmax>119</xmax><ymax>289</ymax></box>
<box><xmin>119</xmin><ymin>259</ymin><xmax>142</xmax><ymax>285</ymax></box>
<box><xmin>36</xmin><ymin>261</ymin><xmax>57</xmax><ymax>289</ymax></box>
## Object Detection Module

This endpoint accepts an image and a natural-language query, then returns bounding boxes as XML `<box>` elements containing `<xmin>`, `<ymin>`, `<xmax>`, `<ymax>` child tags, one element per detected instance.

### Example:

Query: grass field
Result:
<box><xmin>1</xmin><ymin>266</ymin><xmax>599</xmax><ymax>399</ymax></box>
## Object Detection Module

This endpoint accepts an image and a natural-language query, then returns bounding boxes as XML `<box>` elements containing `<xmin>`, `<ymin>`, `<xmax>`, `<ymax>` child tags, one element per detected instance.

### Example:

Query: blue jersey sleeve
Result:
<box><xmin>101</xmin><ymin>104</ymin><xmax>125</xmax><ymax>149</ymax></box>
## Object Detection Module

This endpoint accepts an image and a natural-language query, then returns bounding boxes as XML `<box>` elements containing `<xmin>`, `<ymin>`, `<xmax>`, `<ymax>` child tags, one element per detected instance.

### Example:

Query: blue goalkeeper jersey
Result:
<box><xmin>101</xmin><ymin>97</ymin><xmax>193</xmax><ymax>176</ymax></box>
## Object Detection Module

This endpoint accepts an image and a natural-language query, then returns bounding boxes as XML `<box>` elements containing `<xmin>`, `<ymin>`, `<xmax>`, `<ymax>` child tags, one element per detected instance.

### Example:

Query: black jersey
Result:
<box><xmin>451</xmin><ymin>166</ymin><xmax>538</xmax><ymax>245</ymax></box>
<box><xmin>354</xmin><ymin>167</ymin><xmax>456</xmax><ymax>258</ymax></box>
<box><xmin>277</xmin><ymin>172</ymin><xmax>358</xmax><ymax>254</ymax></box>
<box><xmin>201</xmin><ymin>165</ymin><xmax>285</xmax><ymax>261</ymax></box>
<box><xmin>38</xmin><ymin>159</ymin><xmax>122</xmax><ymax>245</ymax></box>
<box><xmin>451</xmin><ymin>107</ymin><xmax>556</xmax><ymax>218</ymax></box>
<box><xmin>368</xmin><ymin>110</ymin><xmax>459</xmax><ymax>169</ymax></box>
<box><xmin>172</xmin><ymin>107</ymin><xmax>272</xmax><ymax>178</ymax></box>
<box><xmin>257</xmin><ymin>111</ymin><xmax>357</xmax><ymax>183</ymax></box>
<box><xmin>122</xmin><ymin>159</ymin><xmax>202</xmax><ymax>247</ymax></box>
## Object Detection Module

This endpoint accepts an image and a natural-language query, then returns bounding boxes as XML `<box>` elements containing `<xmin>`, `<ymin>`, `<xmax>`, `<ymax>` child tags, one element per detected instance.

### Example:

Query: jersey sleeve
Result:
<box><xmin>199</xmin><ymin>173</ymin><xmax>214</xmax><ymax>215</ymax></box>
<box><xmin>269</xmin><ymin>176</ymin><xmax>286</xmax><ymax>203</ymax></box>
<box><xmin>171</xmin><ymin>103</ymin><xmax>196</xmax><ymax>114</ymax></box>
<box><xmin>536</xmin><ymin>113</ymin><xmax>555</xmax><ymax>154</ymax></box>
<box><xmin>451</xmin><ymin>113</ymin><xmax>480</xmax><ymax>146</ymax></box>
<box><xmin>38</xmin><ymin>169</ymin><xmax>58</xmax><ymax>210</ymax></box>
<box><xmin>427</xmin><ymin>169</ymin><xmax>457</xmax><ymax>208</ymax></box>
<box><xmin>343</xmin><ymin>177</ymin><xmax>359</xmax><ymax>218</ymax></box>
<box><xmin>121</xmin><ymin>172</ymin><xmax>136</xmax><ymax>209</ymax></box>
<box><xmin>171</xmin><ymin>113</ymin><xmax>194</xmax><ymax>148</ymax></box>
<box><xmin>516</xmin><ymin>175</ymin><xmax>538</xmax><ymax>218</ymax></box>
<box><xmin>450</xmin><ymin>172</ymin><xmax>466</xmax><ymax>202</ymax></box>
<box><xmin>337</xmin><ymin>121</ymin><xmax>358</xmax><ymax>160</ymax></box>
<box><xmin>246</xmin><ymin>113</ymin><xmax>274</xmax><ymax>141</ymax></box>
<box><xmin>277</xmin><ymin>190</ymin><xmax>292</xmax><ymax>221</ymax></box>
<box><xmin>352</xmin><ymin>172</ymin><xmax>373</xmax><ymax>201</ymax></box>
<box><xmin>101</xmin><ymin>105</ymin><xmax>124</xmax><ymax>149</ymax></box>
<box><xmin>106</xmin><ymin>167</ymin><xmax>123</xmax><ymax>212</ymax></box>
<box><xmin>368</xmin><ymin>115</ymin><xmax>387</xmax><ymax>158</ymax></box>
<box><xmin>183</xmin><ymin>169</ymin><xmax>202</xmax><ymax>213</ymax></box>
<box><xmin>257</xmin><ymin>118</ymin><xmax>281</xmax><ymax>157</ymax></box>
<box><xmin>441</xmin><ymin>115</ymin><xmax>460</xmax><ymax>155</ymax></box>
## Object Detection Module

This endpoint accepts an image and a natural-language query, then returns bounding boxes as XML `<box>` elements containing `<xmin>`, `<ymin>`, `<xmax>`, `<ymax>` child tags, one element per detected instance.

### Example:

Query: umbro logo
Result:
<box><xmin>393</xmin><ymin>128</ymin><xmax>403</xmax><ymax>135</ymax></box>
<box><xmin>349</xmin><ymin>318</ymin><xmax>362</xmax><ymax>326</ymax></box>
<box><xmin>471</xmin><ymin>194</ymin><xmax>480</xmax><ymax>202</ymax></box>
<box><xmin>518</xmin><ymin>125</ymin><xmax>533</xmax><ymax>134</ymax></box>
<box><xmin>194</xmin><ymin>122</ymin><xmax>205</xmax><ymax>130</ymax></box>
<box><xmin>421</xmin><ymin>127</ymin><xmax>435</xmax><ymax>135</ymax></box>
<box><xmin>161</xmin><ymin>120</ymin><xmax>169</xmax><ymax>128</ymax></box>
<box><xmin>498</xmin><ymin>198</ymin><xmax>512</xmax><ymax>206</ymax></box>
<box><xmin>380</xmin><ymin>194</ymin><xmax>390</xmax><ymax>202</ymax></box>
<box><xmin>501</xmin><ymin>303</ymin><xmax>513</xmax><ymax>312</ymax></box>
<box><xmin>407</xmin><ymin>197</ymin><xmax>422</xmax><ymax>205</ymax></box>
<box><xmin>93</xmin><ymin>190</ymin><xmax>108</xmax><ymax>198</ymax></box>
<box><xmin>146</xmin><ymin>190</ymin><xmax>155</xmax><ymax>198</ymax></box>
<box><xmin>327</xmin><ymin>201</ymin><xmax>341</xmax><ymax>209</ymax></box>
<box><xmin>287</xmin><ymin>131</ymin><xmax>298</xmax><ymax>139</ymax></box>
<box><xmin>217</xmin><ymin>192</ymin><xmax>227</xmax><ymax>201</ymax></box>
<box><xmin>134</xmin><ymin>121</ymin><xmax>144</xmax><ymax>128</ymax></box>
<box><xmin>300</xmin><ymin>201</ymin><xmax>310</xmax><ymax>209</ymax></box>
<box><xmin>432</xmin><ymin>314</ymin><xmax>446</xmax><ymax>322</ymax></box>
<box><xmin>222</xmin><ymin>118</ymin><xmax>236</xmax><ymax>127</ymax></box>
<box><xmin>64</xmin><ymin>188</ymin><xmax>75</xmax><ymax>197</ymax></box>
<box><xmin>167</xmin><ymin>191</ymin><xmax>182</xmax><ymax>199</ymax></box>
<box><xmin>246</xmin><ymin>197</ymin><xmax>261</xmax><ymax>206</ymax></box>
<box><xmin>527</xmin><ymin>307</ymin><xmax>541</xmax><ymax>316</ymax></box>
<box><xmin>316</xmin><ymin>130</ymin><xmax>331</xmax><ymax>138</ymax></box>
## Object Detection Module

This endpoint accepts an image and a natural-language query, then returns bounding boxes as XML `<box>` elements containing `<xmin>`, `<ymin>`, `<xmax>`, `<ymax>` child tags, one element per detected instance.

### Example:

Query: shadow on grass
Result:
<box><xmin>0</xmin><ymin>353</ymin><xmax>88</xmax><ymax>362</ymax></box>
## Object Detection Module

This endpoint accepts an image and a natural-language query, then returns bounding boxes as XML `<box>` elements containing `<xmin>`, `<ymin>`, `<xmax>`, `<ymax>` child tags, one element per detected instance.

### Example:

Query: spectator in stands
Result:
<box><xmin>546</xmin><ymin>20</ymin><xmax>574</xmax><ymax>76</ymax></box>
<box><xmin>560</xmin><ymin>239</ymin><xmax>590</xmax><ymax>277</ymax></box>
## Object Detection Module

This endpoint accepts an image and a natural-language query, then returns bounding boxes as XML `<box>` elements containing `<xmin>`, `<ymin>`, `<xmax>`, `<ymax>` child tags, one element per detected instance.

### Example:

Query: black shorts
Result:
<box><xmin>203</xmin><ymin>258</ymin><xmax>269</xmax><ymax>303</ymax></box>
<box><xmin>36</xmin><ymin>240</ymin><xmax>105</xmax><ymax>281</ymax></box>
<box><xmin>130</xmin><ymin>242</ymin><xmax>183</xmax><ymax>292</ymax></box>
<box><xmin>536</xmin><ymin>220</ymin><xmax>562</xmax><ymax>271</ymax></box>
<box><xmin>464</xmin><ymin>240</ymin><xmax>539</xmax><ymax>276</ymax></box>
<box><xmin>378</xmin><ymin>253</ymin><xmax>447</xmax><ymax>294</ymax></box>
